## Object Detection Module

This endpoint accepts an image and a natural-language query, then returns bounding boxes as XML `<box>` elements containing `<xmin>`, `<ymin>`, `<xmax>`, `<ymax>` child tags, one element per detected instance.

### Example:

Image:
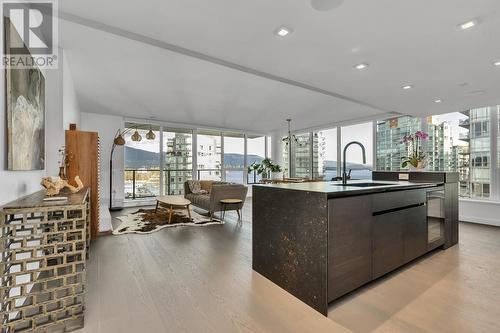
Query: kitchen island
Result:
<box><xmin>252</xmin><ymin>172</ymin><xmax>458</xmax><ymax>316</ymax></box>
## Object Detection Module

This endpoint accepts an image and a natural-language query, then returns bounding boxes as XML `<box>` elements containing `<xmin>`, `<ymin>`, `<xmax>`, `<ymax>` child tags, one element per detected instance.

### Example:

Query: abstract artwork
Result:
<box><xmin>5</xmin><ymin>19</ymin><xmax>45</xmax><ymax>170</ymax></box>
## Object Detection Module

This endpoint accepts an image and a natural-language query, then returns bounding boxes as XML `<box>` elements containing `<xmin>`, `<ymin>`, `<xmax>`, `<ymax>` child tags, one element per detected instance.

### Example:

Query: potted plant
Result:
<box><xmin>400</xmin><ymin>131</ymin><xmax>429</xmax><ymax>170</ymax></box>
<box><xmin>248</xmin><ymin>158</ymin><xmax>283</xmax><ymax>179</ymax></box>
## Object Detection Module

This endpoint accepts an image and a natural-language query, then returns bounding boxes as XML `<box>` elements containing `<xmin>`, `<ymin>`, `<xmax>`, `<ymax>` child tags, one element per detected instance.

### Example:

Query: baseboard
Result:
<box><xmin>460</xmin><ymin>215</ymin><xmax>500</xmax><ymax>227</ymax></box>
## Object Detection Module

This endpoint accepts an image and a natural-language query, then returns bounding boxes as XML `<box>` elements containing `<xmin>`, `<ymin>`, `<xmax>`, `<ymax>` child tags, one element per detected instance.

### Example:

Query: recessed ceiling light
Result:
<box><xmin>434</xmin><ymin>99</ymin><xmax>442</xmax><ymax>103</ymax></box>
<box><xmin>402</xmin><ymin>85</ymin><xmax>413</xmax><ymax>90</ymax></box>
<box><xmin>494</xmin><ymin>61</ymin><xmax>500</xmax><ymax>67</ymax></box>
<box><xmin>459</xmin><ymin>19</ymin><xmax>477</xmax><ymax>30</ymax></box>
<box><xmin>275</xmin><ymin>26</ymin><xmax>291</xmax><ymax>37</ymax></box>
<box><xmin>354</xmin><ymin>63</ymin><xmax>369</xmax><ymax>70</ymax></box>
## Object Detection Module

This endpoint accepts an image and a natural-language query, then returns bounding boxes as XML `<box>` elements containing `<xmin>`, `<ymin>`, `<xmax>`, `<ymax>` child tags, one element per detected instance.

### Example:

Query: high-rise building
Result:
<box><xmin>376</xmin><ymin>116</ymin><xmax>422</xmax><ymax>171</ymax></box>
<box><xmin>375</xmin><ymin>107</ymin><xmax>498</xmax><ymax>199</ymax></box>
<box><xmin>462</xmin><ymin>108</ymin><xmax>492</xmax><ymax>198</ymax></box>
<box><xmin>293</xmin><ymin>133</ymin><xmax>320</xmax><ymax>178</ymax></box>
<box><xmin>165</xmin><ymin>133</ymin><xmax>192</xmax><ymax>195</ymax></box>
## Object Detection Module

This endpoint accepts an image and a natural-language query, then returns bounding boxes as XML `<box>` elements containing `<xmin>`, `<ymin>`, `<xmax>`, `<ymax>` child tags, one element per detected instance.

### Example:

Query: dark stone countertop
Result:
<box><xmin>253</xmin><ymin>180</ymin><xmax>440</xmax><ymax>198</ymax></box>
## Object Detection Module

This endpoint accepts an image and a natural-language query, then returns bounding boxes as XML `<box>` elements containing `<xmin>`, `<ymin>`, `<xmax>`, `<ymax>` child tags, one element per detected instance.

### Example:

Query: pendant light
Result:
<box><xmin>146</xmin><ymin>126</ymin><xmax>156</xmax><ymax>140</ymax></box>
<box><xmin>113</xmin><ymin>133</ymin><xmax>125</xmax><ymax>146</ymax></box>
<box><xmin>131</xmin><ymin>127</ymin><xmax>142</xmax><ymax>142</ymax></box>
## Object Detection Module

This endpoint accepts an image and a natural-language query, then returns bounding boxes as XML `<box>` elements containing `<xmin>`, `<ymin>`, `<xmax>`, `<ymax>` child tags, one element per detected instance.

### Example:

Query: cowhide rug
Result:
<box><xmin>113</xmin><ymin>208</ymin><xmax>224</xmax><ymax>235</ymax></box>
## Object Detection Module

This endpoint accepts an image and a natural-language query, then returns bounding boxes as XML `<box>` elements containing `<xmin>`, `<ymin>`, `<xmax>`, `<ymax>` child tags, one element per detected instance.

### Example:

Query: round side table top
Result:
<box><xmin>220</xmin><ymin>198</ymin><xmax>243</xmax><ymax>204</ymax></box>
<box><xmin>156</xmin><ymin>195</ymin><xmax>191</xmax><ymax>206</ymax></box>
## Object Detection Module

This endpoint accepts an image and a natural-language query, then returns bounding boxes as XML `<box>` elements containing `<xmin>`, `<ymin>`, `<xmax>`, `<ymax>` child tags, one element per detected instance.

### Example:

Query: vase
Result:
<box><xmin>271</xmin><ymin>171</ymin><xmax>283</xmax><ymax>179</ymax></box>
<box><xmin>409</xmin><ymin>161</ymin><xmax>425</xmax><ymax>171</ymax></box>
<box><xmin>58</xmin><ymin>166</ymin><xmax>67</xmax><ymax>180</ymax></box>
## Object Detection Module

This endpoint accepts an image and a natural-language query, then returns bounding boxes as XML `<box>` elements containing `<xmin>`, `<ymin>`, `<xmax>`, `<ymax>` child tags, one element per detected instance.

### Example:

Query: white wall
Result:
<box><xmin>81</xmin><ymin>112</ymin><xmax>124</xmax><ymax>207</ymax></box>
<box><xmin>460</xmin><ymin>199</ymin><xmax>500</xmax><ymax>227</ymax></box>
<box><xmin>1</xmin><ymin>49</ymin><xmax>80</xmax><ymax>206</ymax></box>
<box><xmin>270</xmin><ymin>130</ymin><xmax>284</xmax><ymax>168</ymax></box>
<box><xmin>44</xmin><ymin>51</ymin><xmax>64</xmax><ymax>177</ymax></box>
<box><xmin>62</xmin><ymin>54</ymin><xmax>81</xmax><ymax>129</ymax></box>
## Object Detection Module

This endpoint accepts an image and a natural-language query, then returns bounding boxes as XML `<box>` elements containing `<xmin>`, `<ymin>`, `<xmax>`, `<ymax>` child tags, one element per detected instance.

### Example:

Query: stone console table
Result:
<box><xmin>0</xmin><ymin>188</ymin><xmax>89</xmax><ymax>332</ymax></box>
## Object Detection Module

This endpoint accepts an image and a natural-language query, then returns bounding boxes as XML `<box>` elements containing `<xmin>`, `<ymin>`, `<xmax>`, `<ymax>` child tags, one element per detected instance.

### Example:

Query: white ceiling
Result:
<box><xmin>59</xmin><ymin>0</ymin><xmax>500</xmax><ymax>133</ymax></box>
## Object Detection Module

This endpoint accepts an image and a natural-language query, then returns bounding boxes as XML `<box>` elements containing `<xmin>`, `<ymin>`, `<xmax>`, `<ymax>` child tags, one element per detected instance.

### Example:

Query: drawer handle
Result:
<box><xmin>373</xmin><ymin>203</ymin><xmax>425</xmax><ymax>216</ymax></box>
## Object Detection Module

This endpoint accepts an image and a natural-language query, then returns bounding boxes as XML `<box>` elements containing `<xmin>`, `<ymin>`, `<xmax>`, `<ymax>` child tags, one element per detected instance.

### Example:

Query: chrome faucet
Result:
<box><xmin>342</xmin><ymin>141</ymin><xmax>366</xmax><ymax>185</ymax></box>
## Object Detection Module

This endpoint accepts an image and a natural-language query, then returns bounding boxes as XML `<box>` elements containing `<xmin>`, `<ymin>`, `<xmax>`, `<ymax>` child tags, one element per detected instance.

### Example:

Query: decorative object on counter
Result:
<box><xmin>57</xmin><ymin>145</ymin><xmax>74</xmax><ymax>180</ymax></box>
<box><xmin>248</xmin><ymin>158</ymin><xmax>283</xmax><ymax>180</ymax></box>
<box><xmin>41</xmin><ymin>175</ymin><xmax>84</xmax><ymax>196</ymax></box>
<box><xmin>0</xmin><ymin>188</ymin><xmax>89</xmax><ymax>332</ymax></box>
<box><xmin>113</xmin><ymin>208</ymin><xmax>223</xmax><ymax>235</ymax></box>
<box><xmin>42</xmin><ymin>196</ymin><xmax>68</xmax><ymax>202</ymax></box>
<box><xmin>5</xmin><ymin>17</ymin><xmax>45</xmax><ymax>171</ymax></box>
<box><xmin>109</xmin><ymin>125</ymin><xmax>155</xmax><ymax>211</ymax></box>
<box><xmin>400</xmin><ymin>131</ymin><xmax>429</xmax><ymax>170</ymax></box>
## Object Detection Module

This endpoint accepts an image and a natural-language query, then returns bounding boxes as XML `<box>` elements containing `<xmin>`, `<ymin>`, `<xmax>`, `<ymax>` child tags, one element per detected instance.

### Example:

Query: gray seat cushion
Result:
<box><xmin>186</xmin><ymin>193</ymin><xmax>211</xmax><ymax>210</ymax></box>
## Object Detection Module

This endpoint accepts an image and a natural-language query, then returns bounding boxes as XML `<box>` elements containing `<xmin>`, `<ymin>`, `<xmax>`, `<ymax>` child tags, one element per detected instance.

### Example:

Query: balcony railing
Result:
<box><xmin>459</xmin><ymin>119</ymin><xmax>470</xmax><ymax>128</ymax></box>
<box><xmin>197</xmin><ymin>168</ymin><xmax>221</xmax><ymax>181</ymax></box>
<box><xmin>459</xmin><ymin>133</ymin><xmax>470</xmax><ymax>141</ymax></box>
<box><xmin>125</xmin><ymin>169</ymin><xmax>192</xmax><ymax>199</ymax></box>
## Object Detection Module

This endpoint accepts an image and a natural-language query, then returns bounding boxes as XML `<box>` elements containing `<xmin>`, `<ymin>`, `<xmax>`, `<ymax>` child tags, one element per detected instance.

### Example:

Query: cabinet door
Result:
<box><xmin>404</xmin><ymin>205</ymin><xmax>428</xmax><ymax>263</ymax></box>
<box><xmin>372</xmin><ymin>210</ymin><xmax>405</xmax><ymax>279</ymax></box>
<box><xmin>328</xmin><ymin>196</ymin><xmax>372</xmax><ymax>302</ymax></box>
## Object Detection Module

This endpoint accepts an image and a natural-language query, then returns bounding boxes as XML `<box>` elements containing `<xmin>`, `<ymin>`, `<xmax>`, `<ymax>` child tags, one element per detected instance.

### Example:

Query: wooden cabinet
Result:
<box><xmin>328</xmin><ymin>196</ymin><xmax>372</xmax><ymax>302</ymax></box>
<box><xmin>66</xmin><ymin>130</ymin><xmax>100</xmax><ymax>239</ymax></box>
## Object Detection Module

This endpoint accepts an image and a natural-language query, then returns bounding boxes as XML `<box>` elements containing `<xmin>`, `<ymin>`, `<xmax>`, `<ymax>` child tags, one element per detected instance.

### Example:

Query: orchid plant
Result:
<box><xmin>400</xmin><ymin>131</ymin><xmax>429</xmax><ymax>169</ymax></box>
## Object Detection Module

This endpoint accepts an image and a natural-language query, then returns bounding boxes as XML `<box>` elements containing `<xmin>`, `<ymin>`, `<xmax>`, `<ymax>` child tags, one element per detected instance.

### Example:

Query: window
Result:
<box><xmin>247</xmin><ymin>135</ymin><xmax>266</xmax><ymax>184</ymax></box>
<box><xmin>376</xmin><ymin>116</ymin><xmax>422</xmax><ymax>171</ymax></box>
<box><xmin>375</xmin><ymin>108</ymin><xmax>498</xmax><ymax>200</ymax></box>
<box><xmin>293</xmin><ymin>133</ymin><xmax>312</xmax><ymax>178</ymax></box>
<box><xmin>315</xmin><ymin>128</ymin><xmax>337</xmax><ymax>180</ymax></box>
<box><xmin>123</xmin><ymin>123</ymin><xmax>161</xmax><ymax>199</ymax></box>
<box><xmin>342</xmin><ymin>122</ymin><xmax>373</xmax><ymax>180</ymax></box>
<box><xmin>223</xmin><ymin>132</ymin><xmax>245</xmax><ymax>184</ymax></box>
<box><xmin>197</xmin><ymin>130</ymin><xmax>222</xmax><ymax>180</ymax></box>
<box><xmin>163</xmin><ymin>128</ymin><xmax>193</xmax><ymax>195</ymax></box>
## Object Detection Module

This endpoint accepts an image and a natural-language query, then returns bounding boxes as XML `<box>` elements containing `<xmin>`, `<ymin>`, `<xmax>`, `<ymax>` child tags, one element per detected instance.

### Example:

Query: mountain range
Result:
<box><xmin>124</xmin><ymin>147</ymin><xmax>372</xmax><ymax>170</ymax></box>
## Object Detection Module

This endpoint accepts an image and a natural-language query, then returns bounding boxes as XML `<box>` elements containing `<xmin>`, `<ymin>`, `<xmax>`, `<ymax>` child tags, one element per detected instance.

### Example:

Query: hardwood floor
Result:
<box><xmin>76</xmin><ymin>202</ymin><xmax>500</xmax><ymax>333</ymax></box>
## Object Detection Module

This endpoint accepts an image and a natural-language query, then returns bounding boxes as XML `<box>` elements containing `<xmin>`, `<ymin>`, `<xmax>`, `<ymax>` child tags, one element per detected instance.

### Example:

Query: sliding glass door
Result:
<box><xmin>123</xmin><ymin>123</ymin><xmax>161</xmax><ymax>199</ymax></box>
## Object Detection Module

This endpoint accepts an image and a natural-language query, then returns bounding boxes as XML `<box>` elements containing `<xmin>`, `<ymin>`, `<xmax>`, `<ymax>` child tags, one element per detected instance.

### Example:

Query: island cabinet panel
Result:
<box><xmin>444</xmin><ymin>183</ymin><xmax>459</xmax><ymax>248</ymax></box>
<box><xmin>372</xmin><ymin>189</ymin><xmax>426</xmax><ymax>213</ymax></box>
<box><xmin>328</xmin><ymin>196</ymin><xmax>372</xmax><ymax>302</ymax></box>
<box><xmin>372</xmin><ymin>209</ymin><xmax>406</xmax><ymax>279</ymax></box>
<box><xmin>373</xmin><ymin>205</ymin><xmax>427</xmax><ymax>278</ymax></box>
<box><xmin>403</xmin><ymin>205</ymin><xmax>428</xmax><ymax>263</ymax></box>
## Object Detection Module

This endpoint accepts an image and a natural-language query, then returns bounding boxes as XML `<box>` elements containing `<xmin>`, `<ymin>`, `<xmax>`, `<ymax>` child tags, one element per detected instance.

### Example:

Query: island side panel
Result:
<box><xmin>252</xmin><ymin>186</ymin><xmax>329</xmax><ymax>315</ymax></box>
